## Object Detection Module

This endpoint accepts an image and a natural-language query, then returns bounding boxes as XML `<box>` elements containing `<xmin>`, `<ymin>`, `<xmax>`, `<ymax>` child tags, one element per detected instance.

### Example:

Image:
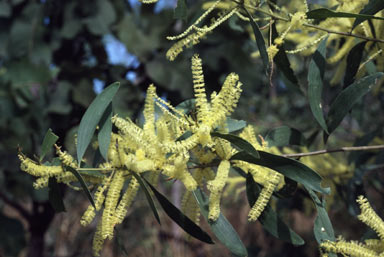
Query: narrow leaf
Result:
<box><xmin>40</xmin><ymin>128</ymin><xmax>59</xmax><ymax>162</ymax></box>
<box><xmin>265</xmin><ymin>126</ymin><xmax>307</xmax><ymax>147</ymax></box>
<box><xmin>306</xmin><ymin>187</ymin><xmax>336</xmax><ymax>249</ymax></box>
<box><xmin>98</xmin><ymin>103</ymin><xmax>113</xmax><ymax>161</ymax></box>
<box><xmin>144</xmin><ymin>179</ymin><xmax>214</xmax><ymax>244</ymax></box>
<box><xmin>128</xmin><ymin>171</ymin><xmax>160</xmax><ymax>224</ymax></box>
<box><xmin>327</xmin><ymin>72</ymin><xmax>383</xmax><ymax>134</ymax></box>
<box><xmin>353</xmin><ymin>0</ymin><xmax>384</xmax><ymax>29</ymax></box>
<box><xmin>308</xmin><ymin>37</ymin><xmax>329</xmax><ymax>134</ymax></box>
<box><xmin>212</xmin><ymin>132</ymin><xmax>259</xmax><ymax>159</ymax></box>
<box><xmin>231</xmin><ymin>151</ymin><xmax>330</xmax><ymax>194</ymax></box>
<box><xmin>193</xmin><ymin>188</ymin><xmax>248</xmax><ymax>256</ymax></box>
<box><xmin>271</xmin><ymin>23</ymin><xmax>299</xmax><ymax>87</ymax></box>
<box><xmin>174</xmin><ymin>0</ymin><xmax>187</xmax><ymax>20</ymax></box>
<box><xmin>344</xmin><ymin>41</ymin><xmax>367</xmax><ymax>88</ymax></box>
<box><xmin>48</xmin><ymin>177</ymin><xmax>66</xmax><ymax>212</ymax></box>
<box><xmin>77</xmin><ymin>82</ymin><xmax>120</xmax><ymax>163</ymax></box>
<box><xmin>242</xmin><ymin>7</ymin><xmax>269</xmax><ymax>72</ymax></box>
<box><xmin>246</xmin><ymin>175</ymin><xmax>304</xmax><ymax>245</ymax></box>
<box><xmin>66</xmin><ymin>166</ymin><xmax>96</xmax><ymax>208</ymax></box>
<box><xmin>307</xmin><ymin>8</ymin><xmax>384</xmax><ymax>21</ymax></box>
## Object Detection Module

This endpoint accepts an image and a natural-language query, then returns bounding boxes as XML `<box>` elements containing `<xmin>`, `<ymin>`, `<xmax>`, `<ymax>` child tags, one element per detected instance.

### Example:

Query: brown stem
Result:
<box><xmin>282</xmin><ymin>145</ymin><xmax>384</xmax><ymax>158</ymax></box>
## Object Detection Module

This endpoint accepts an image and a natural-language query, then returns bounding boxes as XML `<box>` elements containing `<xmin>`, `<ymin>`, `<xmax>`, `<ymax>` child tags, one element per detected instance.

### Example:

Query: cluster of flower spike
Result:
<box><xmin>320</xmin><ymin>195</ymin><xmax>384</xmax><ymax>257</ymax></box>
<box><xmin>19</xmin><ymin>55</ymin><xmax>286</xmax><ymax>256</ymax></box>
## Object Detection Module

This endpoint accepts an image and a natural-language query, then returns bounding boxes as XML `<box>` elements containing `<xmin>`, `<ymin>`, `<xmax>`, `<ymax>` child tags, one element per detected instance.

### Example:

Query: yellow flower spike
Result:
<box><xmin>274</xmin><ymin>37</ymin><xmax>284</xmax><ymax>46</ymax></box>
<box><xmin>209</xmin><ymin>73</ymin><xmax>242</xmax><ymax>128</ymax></box>
<box><xmin>166</xmin><ymin>30</ymin><xmax>207</xmax><ymax>61</ymax></box>
<box><xmin>80</xmin><ymin>175</ymin><xmax>113</xmax><ymax>226</ymax></box>
<box><xmin>101</xmin><ymin>170</ymin><xmax>125</xmax><ymax>240</ymax></box>
<box><xmin>55</xmin><ymin>145</ymin><xmax>77</xmax><ymax>168</ymax></box>
<box><xmin>114</xmin><ymin>177</ymin><xmax>140</xmax><ymax>225</ymax></box>
<box><xmin>248</xmin><ymin>172</ymin><xmax>282</xmax><ymax>222</ymax></box>
<box><xmin>207</xmin><ymin>160</ymin><xmax>230</xmax><ymax>221</ymax></box>
<box><xmin>191</xmin><ymin>54</ymin><xmax>210</xmax><ymax>124</ymax></box>
<box><xmin>320</xmin><ymin>240</ymin><xmax>377</xmax><ymax>257</ymax></box>
<box><xmin>33</xmin><ymin>176</ymin><xmax>49</xmax><ymax>189</ymax></box>
<box><xmin>327</xmin><ymin>37</ymin><xmax>355</xmax><ymax>64</ymax></box>
<box><xmin>92</xmin><ymin>220</ymin><xmax>105</xmax><ymax>256</ymax></box>
<box><xmin>267</xmin><ymin>44</ymin><xmax>279</xmax><ymax>62</ymax></box>
<box><xmin>143</xmin><ymin>84</ymin><xmax>157</xmax><ymax>137</ymax></box>
<box><xmin>173</xmin><ymin>155</ymin><xmax>198</xmax><ymax>191</ymax></box>
<box><xmin>19</xmin><ymin>154</ymin><xmax>64</xmax><ymax>177</ymax></box>
<box><xmin>290</xmin><ymin>12</ymin><xmax>307</xmax><ymax>30</ymax></box>
<box><xmin>364</xmin><ymin>239</ymin><xmax>384</xmax><ymax>253</ymax></box>
<box><xmin>181</xmin><ymin>190</ymin><xmax>201</xmax><ymax>224</ymax></box>
<box><xmin>356</xmin><ymin>195</ymin><xmax>384</xmax><ymax>240</ymax></box>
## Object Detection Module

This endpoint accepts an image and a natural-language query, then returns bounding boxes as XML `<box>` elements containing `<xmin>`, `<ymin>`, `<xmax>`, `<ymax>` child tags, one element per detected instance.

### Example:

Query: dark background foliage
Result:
<box><xmin>0</xmin><ymin>0</ymin><xmax>383</xmax><ymax>256</ymax></box>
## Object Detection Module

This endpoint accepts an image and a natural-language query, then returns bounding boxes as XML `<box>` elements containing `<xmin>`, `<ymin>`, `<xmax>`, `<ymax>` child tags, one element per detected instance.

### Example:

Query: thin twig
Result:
<box><xmin>282</xmin><ymin>145</ymin><xmax>384</xmax><ymax>158</ymax></box>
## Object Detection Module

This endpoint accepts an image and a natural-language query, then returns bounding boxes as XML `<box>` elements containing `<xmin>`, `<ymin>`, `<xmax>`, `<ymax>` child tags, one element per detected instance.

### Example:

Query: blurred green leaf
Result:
<box><xmin>193</xmin><ymin>188</ymin><xmax>247</xmax><ymax>256</ymax></box>
<box><xmin>246</xmin><ymin>174</ymin><xmax>304</xmax><ymax>245</ymax></box>
<box><xmin>174</xmin><ymin>0</ymin><xmax>187</xmax><ymax>20</ymax></box>
<box><xmin>308</xmin><ymin>37</ymin><xmax>328</xmax><ymax>134</ymax></box>
<box><xmin>0</xmin><ymin>2</ymin><xmax>11</xmax><ymax>17</ymax></box>
<box><xmin>77</xmin><ymin>82</ymin><xmax>120</xmax><ymax>163</ymax></box>
<box><xmin>212</xmin><ymin>132</ymin><xmax>259</xmax><ymax>159</ymax></box>
<box><xmin>226</xmin><ymin>118</ymin><xmax>246</xmax><ymax>133</ymax></box>
<box><xmin>231</xmin><ymin>151</ymin><xmax>330</xmax><ymax>194</ymax></box>
<box><xmin>265</xmin><ymin>126</ymin><xmax>307</xmax><ymax>147</ymax></box>
<box><xmin>145</xmin><ymin>179</ymin><xmax>213</xmax><ymax>244</ymax></box>
<box><xmin>327</xmin><ymin>72</ymin><xmax>383</xmax><ymax>134</ymax></box>
<box><xmin>84</xmin><ymin>0</ymin><xmax>116</xmax><ymax>35</ymax></box>
<box><xmin>353</xmin><ymin>0</ymin><xmax>384</xmax><ymax>29</ymax></box>
<box><xmin>48</xmin><ymin>177</ymin><xmax>66</xmax><ymax>212</ymax></box>
<box><xmin>66</xmin><ymin>166</ymin><xmax>95</xmax><ymax>208</ymax></box>
<box><xmin>40</xmin><ymin>128</ymin><xmax>59</xmax><ymax>162</ymax></box>
<box><xmin>97</xmin><ymin>103</ymin><xmax>113</xmax><ymax>161</ymax></box>
<box><xmin>344</xmin><ymin>41</ymin><xmax>367</xmax><ymax>88</ymax></box>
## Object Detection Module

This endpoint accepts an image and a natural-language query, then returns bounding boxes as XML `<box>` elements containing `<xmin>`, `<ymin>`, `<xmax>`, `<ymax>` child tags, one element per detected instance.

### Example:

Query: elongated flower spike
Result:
<box><xmin>356</xmin><ymin>196</ymin><xmax>384</xmax><ymax>240</ymax></box>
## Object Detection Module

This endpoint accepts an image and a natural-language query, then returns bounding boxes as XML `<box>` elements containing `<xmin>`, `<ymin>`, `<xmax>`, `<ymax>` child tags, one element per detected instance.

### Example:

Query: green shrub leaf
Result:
<box><xmin>144</xmin><ymin>179</ymin><xmax>214</xmax><ymax>244</ymax></box>
<box><xmin>40</xmin><ymin>128</ymin><xmax>59</xmax><ymax>162</ymax></box>
<box><xmin>307</xmin><ymin>8</ymin><xmax>384</xmax><ymax>22</ymax></box>
<box><xmin>48</xmin><ymin>177</ymin><xmax>66</xmax><ymax>213</ymax></box>
<box><xmin>66</xmin><ymin>166</ymin><xmax>96</xmax><ymax>208</ymax></box>
<box><xmin>77</xmin><ymin>82</ymin><xmax>120</xmax><ymax>163</ymax></box>
<box><xmin>97</xmin><ymin>103</ymin><xmax>113</xmax><ymax>161</ymax></box>
<box><xmin>306</xmin><ymin>187</ymin><xmax>336</xmax><ymax>249</ymax></box>
<box><xmin>344</xmin><ymin>42</ymin><xmax>367</xmax><ymax>88</ymax></box>
<box><xmin>308</xmin><ymin>36</ymin><xmax>328</xmax><ymax>134</ymax></box>
<box><xmin>193</xmin><ymin>188</ymin><xmax>247</xmax><ymax>256</ymax></box>
<box><xmin>212</xmin><ymin>132</ymin><xmax>259</xmax><ymax>159</ymax></box>
<box><xmin>246</xmin><ymin>174</ymin><xmax>304</xmax><ymax>245</ymax></box>
<box><xmin>129</xmin><ymin>172</ymin><xmax>160</xmax><ymax>224</ymax></box>
<box><xmin>327</xmin><ymin>72</ymin><xmax>383</xmax><ymax>134</ymax></box>
<box><xmin>231</xmin><ymin>151</ymin><xmax>330</xmax><ymax>194</ymax></box>
<box><xmin>265</xmin><ymin>126</ymin><xmax>307</xmax><ymax>147</ymax></box>
<box><xmin>353</xmin><ymin>0</ymin><xmax>384</xmax><ymax>29</ymax></box>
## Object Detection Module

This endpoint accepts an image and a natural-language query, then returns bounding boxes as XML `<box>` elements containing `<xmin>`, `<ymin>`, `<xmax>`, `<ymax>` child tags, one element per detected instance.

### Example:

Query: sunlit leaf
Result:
<box><xmin>77</xmin><ymin>82</ymin><xmax>120</xmax><ymax>163</ymax></box>
<box><xmin>40</xmin><ymin>128</ymin><xmax>58</xmax><ymax>162</ymax></box>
